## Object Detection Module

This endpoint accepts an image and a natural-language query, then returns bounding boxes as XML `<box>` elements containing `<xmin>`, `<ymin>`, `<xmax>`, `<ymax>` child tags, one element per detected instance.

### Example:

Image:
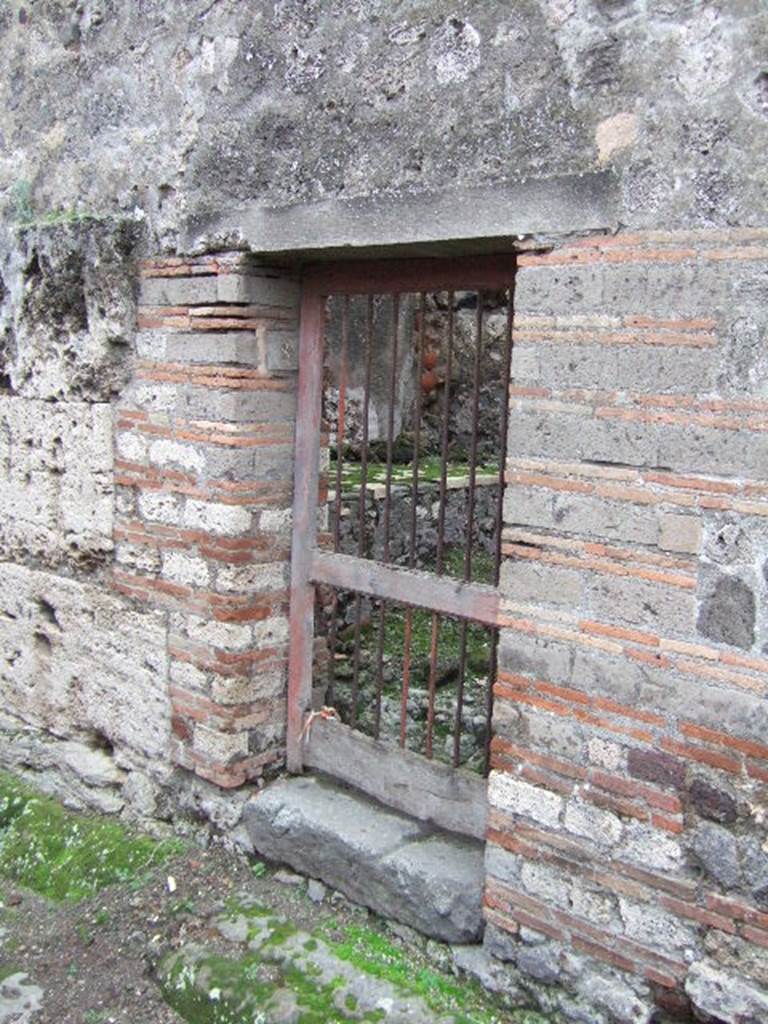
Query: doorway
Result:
<box><xmin>286</xmin><ymin>256</ymin><xmax>517</xmax><ymax>839</ymax></box>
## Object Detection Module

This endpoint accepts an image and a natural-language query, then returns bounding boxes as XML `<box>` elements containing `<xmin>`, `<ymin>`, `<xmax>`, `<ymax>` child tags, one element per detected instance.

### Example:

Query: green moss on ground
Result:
<box><xmin>324</xmin><ymin>923</ymin><xmax>494</xmax><ymax>1024</ymax></box>
<box><xmin>0</xmin><ymin>772</ymin><xmax>182</xmax><ymax>902</ymax></box>
<box><xmin>334</xmin><ymin>458</ymin><xmax>499</xmax><ymax>491</ymax></box>
<box><xmin>159</xmin><ymin>909</ymin><xmax>554</xmax><ymax>1024</ymax></box>
<box><xmin>161</xmin><ymin>950</ymin><xmax>356</xmax><ymax>1024</ymax></box>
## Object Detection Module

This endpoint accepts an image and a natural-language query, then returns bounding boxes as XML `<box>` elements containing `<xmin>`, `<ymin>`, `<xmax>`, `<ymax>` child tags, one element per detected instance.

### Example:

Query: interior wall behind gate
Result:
<box><xmin>488</xmin><ymin>229</ymin><xmax>768</xmax><ymax>1021</ymax></box>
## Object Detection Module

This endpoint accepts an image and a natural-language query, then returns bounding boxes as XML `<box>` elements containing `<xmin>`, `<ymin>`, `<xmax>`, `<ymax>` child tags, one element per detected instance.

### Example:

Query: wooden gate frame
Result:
<box><xmin>286</xmin><ymin>255</ymin><xmax>518</xmax><ymax>783</ymax></box>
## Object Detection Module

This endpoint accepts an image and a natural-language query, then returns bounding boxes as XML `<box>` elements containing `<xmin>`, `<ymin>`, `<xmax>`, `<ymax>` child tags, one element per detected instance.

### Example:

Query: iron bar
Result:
<box><xmin>326</xmin><ymin>296</ymin><xmax>349</xmax><ymax>705</ymax></box>
<box><xmin>374</xmin><ymin>294</ymin><xmax>401</xmax><ymax>738</ymax></box>
<box><xmin>426</xmin><ymin>292</ymin><xmax>454</xmax><ymax>758</ymax></box>
<box><xmin>351</xmin><ymin>295</ymin><xmax>374</xmax><ymax>728</ymax></box>
<box><xmin>400</xmin><ymin>293</ymin><xmax>426</xmax><ymax>747</ymax></box>
<box><xmin>453</xmin><ymin>294</ymin><xmax>484</xmax><ymax>767</ymax></box>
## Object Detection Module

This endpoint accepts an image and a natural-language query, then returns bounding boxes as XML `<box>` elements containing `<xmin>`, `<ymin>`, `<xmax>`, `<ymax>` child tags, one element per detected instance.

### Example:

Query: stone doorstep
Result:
<box><xmin>242</xmin><ymin>773</ymin><xmax>485</xmax><ymax>944</ymax></box>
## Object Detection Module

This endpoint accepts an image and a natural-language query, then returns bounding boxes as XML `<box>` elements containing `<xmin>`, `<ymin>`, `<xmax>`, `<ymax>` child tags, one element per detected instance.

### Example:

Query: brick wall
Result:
<box><xmin>113</xmin><ymin>253</ymin><xmax>300</xmax><ymax>788</ymax></box>
<box><xmin>488</xmin><ymin>230</ymin><xmax>768</xmax><ymax>1020</ymax></box>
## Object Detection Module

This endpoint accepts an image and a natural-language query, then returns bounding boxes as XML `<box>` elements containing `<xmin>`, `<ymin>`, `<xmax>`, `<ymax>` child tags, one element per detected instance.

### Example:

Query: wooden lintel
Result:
<box><xmin>303</xmin><ymin>254</ymin><xmax>517</xmax><ymax>296</ymax></box>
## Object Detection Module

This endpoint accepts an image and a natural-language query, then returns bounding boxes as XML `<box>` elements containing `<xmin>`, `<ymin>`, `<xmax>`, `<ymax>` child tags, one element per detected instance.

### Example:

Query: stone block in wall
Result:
<box><xmin>0</xmin><ymin>397</ymin><xmax>113</xmax><ymax>568</ymax></box>
<box><xmin>0</xmin><ymin>562</ymin><xmax>169</xmax><ymax>758</ymax></box>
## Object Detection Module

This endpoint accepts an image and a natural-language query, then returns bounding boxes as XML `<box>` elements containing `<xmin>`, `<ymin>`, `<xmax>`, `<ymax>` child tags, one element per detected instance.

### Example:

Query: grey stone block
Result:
<box><xmin>483</xmin><ymin>921</ymin><xmax>520</xmax><ymax>963</ymax></box>
<box><xmin>505</xmin><ymin>487</ymin><xmax>660</xmax><ymax>547</ymax></box>
<box><xmin>485</xmin><ymin>844</ymin><xmax>522</xmax><ymax>886</ymax></box>
<box><xmin>500</xmin><ymin>560</ymin><xmax>583</xmax><ymax>607</ymax></box>
<box><xmin>242</xmin><ymin>775</ymin><xmax>484</xmax><ymax>943</ymax></box>
<box><xmin>517</xmin><ymin>943</ymin><xmax>562</xmax><ymax>985</ymax></box>
<box><xmin>637</xmin><ymin>672</ymin><xmax>768</xmax><ymax>745</ymax></box>
<box><xmin>588</xmin><ymin>575</ymin><xmax>696</xmax><ymax>635</ymax></box>
<box><xmin>579</xmin><ymin>416</ymin><xmax>660</xmax><ymax>467</ymax></box>
<box><xmin>498</xmin><ymin>632</ymin><xmax>573</xmax><ymax>685</ymax></box>
<box><xmin>139</xmin><ymin>275</ymin><xmax>219</xmax><ymax>306</ymax></box>
<box><xmin>616</xmin><ymin>345</ymin><xmax>716</xmax><ymax>393</ymax></box>
<box><xmin>657</xmin><ymin>424</ymin><xmax>768</xmax><ymax>479</ymax></box>
<box><xmin>515</xmin><ymin>265</ymin><xmax>604</xmax><ymax>316</ymax></box>
<box><xmin>216</xmin><ymin>273</ymin><xmax>301</xmax><ymax>308</ymax></box>
<box><xmin>507</xmin><ymin>411</ymin><xmax>584</xmax><ymax>462</ymax></box>
<box><xmin>742</xmin><ymin>837</ymin><xmax>768</xmax><ymax>906</ymax></box>
<box><xmin>163</xmin><ymin>331</ymin><xmax>258</xmax><ymax>365</ymax></box>
<box><xmin>570</xmin><ymin>648</ymin><xmax>641</xmax><ymax>704</ymax></box>
<box><xmin>264</xmin><ymin>328</ymin><xmax>299</xmax><ymax>372</ymax></box>
<box><xmin>691</xmin><ymin>822</ymin><xmax>741</xmax><ymax>889</ymax></box>
<box><xmin>697</xmin><ymin>572</ymin><xmax>756</xmax><ymax>650</ymax></box>
<box><xmin>451</xmin><ymin>945</ymin><xmax>525</xmax><ymax>1000</ymax></box>
<box><xmin>180</xmin><ymin>386</ymin><xmax>297</xmax><ymax>423</ymax></box>
<box><xmin>686</xmin><ymin>960</ymin><xmax>768</xmax><ymax>1024</ymax></box>
<box><xmin>503</xmin><ymin>487</ymin><xmax>554</xmax><ymax>531</ymax></box>
<box><xmin>574</xmin><ymin>972</ymin><xmax>654</xmax><ymax>1024</ymax></box>
<box><xmin>509</xmin><ymin>344</ymin><xmax>540</xmax><ymax>382</ymax></box>
<box><xmin>191</xmin><ymin>172</ymin><xmax>618</xmax><ymax>259</ymax></box>
<box><xmin>658</xmin><ymin>513</ymin><xmax>702</xmax><ymax>554</ymax></box>
<box><xmin>553</xmin><ymin>494</ymin><xmax>659</xmax><ymax>547</ymax></box>
<box><xmin>526</xmin><ymin>713</ymin><xmax>586</xmax><ymax>765</ymax></box>
<box><xmin>646</xmin><ymin>263</ymin><xmax>728</xmax><ymax>315</ymax></box>
<box><xmin>197</xmin><ymin>443</ymin><xmax>294</xmax><ymax>482</ymax></box>
<box><xmin>536</xmin><ymin>345</ymin><xmax>620</xmax><ymax>390</ymax></box>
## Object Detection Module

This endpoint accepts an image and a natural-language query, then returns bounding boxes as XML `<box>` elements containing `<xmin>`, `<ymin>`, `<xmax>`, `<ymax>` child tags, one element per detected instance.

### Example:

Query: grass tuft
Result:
<box><xmin>0</xmin><ymin>772</ymin><xmax>182</xmax><ymax>902</ymax></box>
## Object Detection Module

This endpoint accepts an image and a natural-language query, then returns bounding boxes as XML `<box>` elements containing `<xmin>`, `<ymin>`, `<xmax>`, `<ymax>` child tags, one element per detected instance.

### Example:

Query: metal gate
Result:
<box><xmin>286</xmin><ymin>256</ymin><xmax>517</xmax><ymax>838</ymax></box>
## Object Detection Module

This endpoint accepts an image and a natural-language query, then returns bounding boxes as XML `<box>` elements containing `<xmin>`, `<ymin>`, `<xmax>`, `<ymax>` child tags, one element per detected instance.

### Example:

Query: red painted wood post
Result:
<box><xmin>286</xmin><ymin>282</ymin><xmax>326</xmax><ymax>772</ymax></box>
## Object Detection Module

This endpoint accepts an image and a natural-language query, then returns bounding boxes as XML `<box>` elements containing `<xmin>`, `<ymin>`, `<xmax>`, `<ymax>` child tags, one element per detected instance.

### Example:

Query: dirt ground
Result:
<box><xmin>0</xmin><ymin>837</ymin><xmax>528</xmax><ymax>1024</ymax></box>
<box><xmin>0</xmin><ymin>839</ymin><xmax>427</xmax><ymax>1024</ymax></box>
<box><xmin>1</xmin><ymin>841</ymin><xmax>262</xmax><ymax>1023</ymax></box>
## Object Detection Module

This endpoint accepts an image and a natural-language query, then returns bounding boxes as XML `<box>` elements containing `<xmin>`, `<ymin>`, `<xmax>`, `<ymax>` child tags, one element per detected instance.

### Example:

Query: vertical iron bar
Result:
<box><xmin>426</xmin><ymin>292</ymin><xmax>454</xmax><ymax>758</ymax></box>
<box><xmin>326</xmin><ymin>296</ymin><xmax>349</xmax><ymax>705</ymax></box>
<box><xmin>400</xmin><ymin>293</ymin><xmax>426</xmax><ymax>747</ymax></box>
<box><xmin>485</xmin><ymin>275</ymin><xmax>517</xmax><ymax>775</ymax></box>
<box><xmin>374</xmin><ymin>293</ymin><xmax>401</xmax><ymax>738</ymax></box>
<box><xmin>286</xmin><ymin>286</ymin><xmax>326</xmax><ymax>773</ymax></box>
<box><xmin>453</xmin><ymin>294</ymin><xmax>484</xmax><ymax>767</ymax></box>
<box><xmin>351</xmin><ymin>295</ymin><xmax>374</xmax><ymax>729</ymax></box>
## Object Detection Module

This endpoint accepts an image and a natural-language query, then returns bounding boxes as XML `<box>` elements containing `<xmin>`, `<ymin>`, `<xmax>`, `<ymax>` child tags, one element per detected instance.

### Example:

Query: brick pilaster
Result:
<box><xmin>113</xmin><ymin>253</ymin><xmax>300</xmax><ymax>786</ymax></box>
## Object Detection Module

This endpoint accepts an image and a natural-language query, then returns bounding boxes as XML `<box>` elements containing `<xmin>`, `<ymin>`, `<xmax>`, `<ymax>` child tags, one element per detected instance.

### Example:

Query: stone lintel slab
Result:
<box><xmin>182</xmin><ymin>172</ymin><xmax>620</xmax><ymax>261</ymax></box>
<box><xmin>242</xmin><ymin>774</ymin><xmax>485</xmax><ymax>944</ymax></box>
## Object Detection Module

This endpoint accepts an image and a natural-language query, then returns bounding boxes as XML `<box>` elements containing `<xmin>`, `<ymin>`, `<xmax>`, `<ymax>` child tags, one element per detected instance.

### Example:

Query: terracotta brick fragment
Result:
<box><xmin>660</xmin><ymin>895</ymin><xmax>736</xmax><ymax>934</ymax></box>
<box><xmin>661</xmin><ymin>738</ymin><xmax>741</xmax><ymax>774</ymax></box>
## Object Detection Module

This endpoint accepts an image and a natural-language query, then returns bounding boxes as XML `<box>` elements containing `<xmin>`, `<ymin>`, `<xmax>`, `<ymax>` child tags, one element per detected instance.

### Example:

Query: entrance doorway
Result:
<box><xmin>286</xmin><ymin>256</ymin><xmax>517</xmax><ymax>838</ymax></box>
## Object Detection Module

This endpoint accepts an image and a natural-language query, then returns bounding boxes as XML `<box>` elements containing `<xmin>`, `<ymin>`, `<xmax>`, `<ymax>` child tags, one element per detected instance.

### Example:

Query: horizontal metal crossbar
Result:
<box><xmin>310</xmin><ymin>550</ymin><xmax>501</xmax><ymax>627</ymax></box>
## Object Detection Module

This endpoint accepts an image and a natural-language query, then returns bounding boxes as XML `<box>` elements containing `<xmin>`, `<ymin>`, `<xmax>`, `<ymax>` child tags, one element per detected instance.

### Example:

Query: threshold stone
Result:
<box><xmin>242</xmin><ymin>774</ymin><xmax>484</xmax><ymax>944</ymax></box>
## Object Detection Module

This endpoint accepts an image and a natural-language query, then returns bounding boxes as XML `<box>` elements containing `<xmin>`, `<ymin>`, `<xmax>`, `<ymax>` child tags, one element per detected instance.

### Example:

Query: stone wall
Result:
<box><xmin>0</xmin><ymin>2</ymin><xmax>766</xmax><ymax>1022</ymax></box>
<box><xmin>0</xmin><ymin>2</ymin><xmax>765</xmax><ymax>244</ymax></box>
<box><xmin>0</xmin><ymin>232</ymin><xmax>299</xmax><ymax>828</ymax></box>
<box><xmin>0</xmin><ymin>219</ymin><xmax>177</xmax><ymax>817</ymax></box>
<box><xmin>487</xmin><ymin>229</ymin><xmax>768</xmax><ymax>1023</ymax></box>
